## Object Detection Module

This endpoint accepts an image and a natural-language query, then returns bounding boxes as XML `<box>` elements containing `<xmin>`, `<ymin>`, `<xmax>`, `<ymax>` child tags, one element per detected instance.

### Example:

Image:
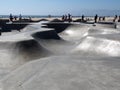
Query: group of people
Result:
<box><xmin>9</xmin><ymin>14</ymin><xmax>22</xmax><ymax>22</ymax></box>
<box><xmin>98</xmin><ymin>16</ymin><xmax>106</xmax><ymax>21</ymax></box>
<box><xmin>62</xmin><ymin>14</ymin><xmax>72</xmax><ymax>22</ymax></box>
<box><xmin>94</xmin><ymin>14</ymin><xmax>120</xmax><ymax>23</ymax></box>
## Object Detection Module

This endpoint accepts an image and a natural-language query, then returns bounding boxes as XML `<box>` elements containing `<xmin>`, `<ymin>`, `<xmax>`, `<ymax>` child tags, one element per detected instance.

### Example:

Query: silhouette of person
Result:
<box><xmin>113</xmin><ymin>15</ymin><xmax>118</xmax><ymax>22</ymax></box>
<box><xmin>115</xmin><ymin>15</ymin><xmax>118</xmax><ymax>19</ymax></box>
<box><xmin>82</xmin><ymin>15</ymin><xmax>84</xmax><ymax>22</ymax></box>
<box><xmin>68</xmin><ymin>13</ymin><xmax>72</xmax><ymax>22</ymax></box>
<box><xmin>94</xmin><ymin>14</ymin><xmax>98</xmax><ymax>23</ymax></box>
<box><xmin>19</xmin><ymin>14</ymin><xmax>22</xmax><ymax>21</ymax></box>
<box><xmin>99</xmin><ymin>17</ymin><xmax>101</xmax><ymax>21</ymax></box>
<box><xmin>118</xmin><ymin>16</ymin><xmax>120</xmax><ymax>22</ymax></box>
<box><xmin>103</xmin><ymin>16</ymin><xmax>105</xmax><ymax>21</ymax></box>
<box><xmin>62</xmin><ymin>15</ymin><xmax>65</xmax><ymax>21</ymax></box>
<box><xmin>9</xmin><ymin>14</ymin><xmax>13</xmax><ymax>21</ymax></box>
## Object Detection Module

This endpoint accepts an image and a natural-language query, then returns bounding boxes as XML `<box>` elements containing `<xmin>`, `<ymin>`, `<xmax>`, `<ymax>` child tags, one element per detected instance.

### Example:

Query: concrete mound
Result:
<box><xmin>0</xmin><ymin>39</ymin><xmax>51</xmax><ymax>70</ymax></box>
<box><xmin>59</xmin><ymin>24</ymin><xmax>90</xmax><ymax>41</ymax></box>
<box><xmin>60</xmin><ymin>24</ymin><xmax>89</xmax><ymax>35</ymax></box>
<box><xmin>31</xmin><ymin>30</ymin><xmax>74</xmax><ymax>54</ymax></box>
<box><xmin>12</xmin><ymin>39</ymin><xmax>51</xmax><ymax>61</ymax></box>
<box><xmin>71</xmin><ymin>35</ymin><xmax>120</xmax><ymax>56</ymax></box>
<box><xmin>88</xmin><ymin>28</ymin><xmax>120</xmax><ymax>35</ymax></box>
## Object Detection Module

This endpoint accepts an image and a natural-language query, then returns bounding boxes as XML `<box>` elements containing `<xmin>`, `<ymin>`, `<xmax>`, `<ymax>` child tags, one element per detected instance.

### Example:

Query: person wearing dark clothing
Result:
<box><xmin>103</xmin><ymin>16</ymin><xmax>105</xmax><ymax>21</ymax></box>
<box><xmin>94</xmin><ymin>14</ymin><xmax>98</xmax><ymax>23</ymax></box>
<box><xmin>99</xmin><ymin>17</ymin><xmax>101</xmax><ymax>21</ymax></box>
<box><xmin>113</xmin><ymin>15</ymin><xmax>118</xmax><ymax>22</ymax></box>
<box><xmin>19</xmin><ymin>14</ymin><xmax>22</xmax><ymax>21</ymax></box>
<box><xmin>118</xmin><ymin>16</ymin><xmax>120</xmax><ymax>22</ymax></box>
<box><xmin>115</xmin><ymin>15</ymin><xmax>118</xmax><ymax>19</ymax></box>
<box><xmin>68</xmin><ymin>13</ymin><xmax>72</xmax><ymax>22</ymax></box>
<box><xmin>82</xmin><ymin>15</ymin><xmax>84</xmax><ymax>22</ymax></box>
<box><xmin>9</xmin><ymin>14</ymin><xmax>13</xmax><ymax>21</ymax></box>
<box><xmin>62</xmin><ymin>15</ymin><xmax>65</xmax><ymax>21</ymax></box>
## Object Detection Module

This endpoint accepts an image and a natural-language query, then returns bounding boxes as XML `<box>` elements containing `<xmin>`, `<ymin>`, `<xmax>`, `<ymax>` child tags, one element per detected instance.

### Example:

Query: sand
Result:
<box><xmin>0</xmin><ymin>18</ymin><xmax>120</xmax><ymax>90</ymax></box>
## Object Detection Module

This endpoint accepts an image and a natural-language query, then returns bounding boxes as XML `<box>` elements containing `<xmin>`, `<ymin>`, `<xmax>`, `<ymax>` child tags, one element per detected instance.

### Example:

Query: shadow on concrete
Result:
<box><xmin>42</xmin><ymin>22</ymin><xmax>72</xmax><ymax>33</ymax></box>
<box><xmin>32</xmin><ymin>30</ymin><xmax>61</xmax><ymax>40</ymax></box>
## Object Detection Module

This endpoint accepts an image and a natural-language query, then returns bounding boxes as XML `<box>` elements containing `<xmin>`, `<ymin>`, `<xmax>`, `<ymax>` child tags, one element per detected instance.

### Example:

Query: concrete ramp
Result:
<box><xmin>0</xmin><ymin>39</ymin><xmax>51</xmax><ymax>70</ymax></box>
<box><xmin>88</xmin><ymin>28</ymin><xmax>120</xmax><ymax>35</ymax></box>
<box><xmin>59</xmin><ymin>24</ymin><xmax>90</xmax><ymax>41</ymax></box>
<box><xmin>71</xmin><ymin>34</ymin><xmax>120</xmax><ymax>56</ymax></box>
<box><xmin>13</xmin><ymin>39</ymin><xmax>51</xmax><ymax>60</ymax></box>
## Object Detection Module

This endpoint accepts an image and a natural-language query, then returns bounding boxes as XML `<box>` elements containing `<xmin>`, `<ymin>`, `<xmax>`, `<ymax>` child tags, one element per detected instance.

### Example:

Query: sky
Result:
<box><xmin>0</xmin><ymin>0</ymin><xmax>120</xmax><ymax>16</ymax></box>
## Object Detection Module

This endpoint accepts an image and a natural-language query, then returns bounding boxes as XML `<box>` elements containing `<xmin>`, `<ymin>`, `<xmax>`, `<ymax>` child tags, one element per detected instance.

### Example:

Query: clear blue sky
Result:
<box><xmin>0</xmin><ymin>0</ymin><xmax>120</xmax><ymax>16</ymax></box>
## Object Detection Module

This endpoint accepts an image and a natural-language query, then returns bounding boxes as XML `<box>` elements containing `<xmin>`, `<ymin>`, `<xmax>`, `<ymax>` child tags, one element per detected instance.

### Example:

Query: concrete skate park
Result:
<box><xmin>0</xmin><ymin>20</ymin><xmax>120</xmax><ymax>90</ymax></box>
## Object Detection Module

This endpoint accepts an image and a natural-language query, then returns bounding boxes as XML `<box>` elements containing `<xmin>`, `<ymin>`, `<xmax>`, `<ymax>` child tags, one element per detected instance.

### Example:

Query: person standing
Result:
<box><xmin>82</xmin><ymin>14</ymin><xmax>85</xmax><ymax>22</ymax></box>
<box><xmin>118</xmin><ymin>16</ymin><xmax>120</xmax><ymax>22</ymax></box>
<box><xmin>94</xmin><ymin>14</ymin><xmax>98</xmax><ymax>23</ymax></box>
<box><xmin>68</xmin><ymin>13</ymin><xmax>72</xmax><ymax>22</ymax></box>
<box><xmin>113</xmin><ymin>15</ymin><xmax>118</xmax><ymax>22</ymax></box>
<box><xmin>9</xmin><ymin>13</ymin><xmax>13</xmax><ymax>21</ymax></box>
<box><xmin>62</xmin><ymin>15</ymin><xmax>65</xmax><ymax>21</ymax></box>
<box><xmin>19</xmin><ymin>14</ymin><xmax>22</xmax><ymax>21</ymax></box>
